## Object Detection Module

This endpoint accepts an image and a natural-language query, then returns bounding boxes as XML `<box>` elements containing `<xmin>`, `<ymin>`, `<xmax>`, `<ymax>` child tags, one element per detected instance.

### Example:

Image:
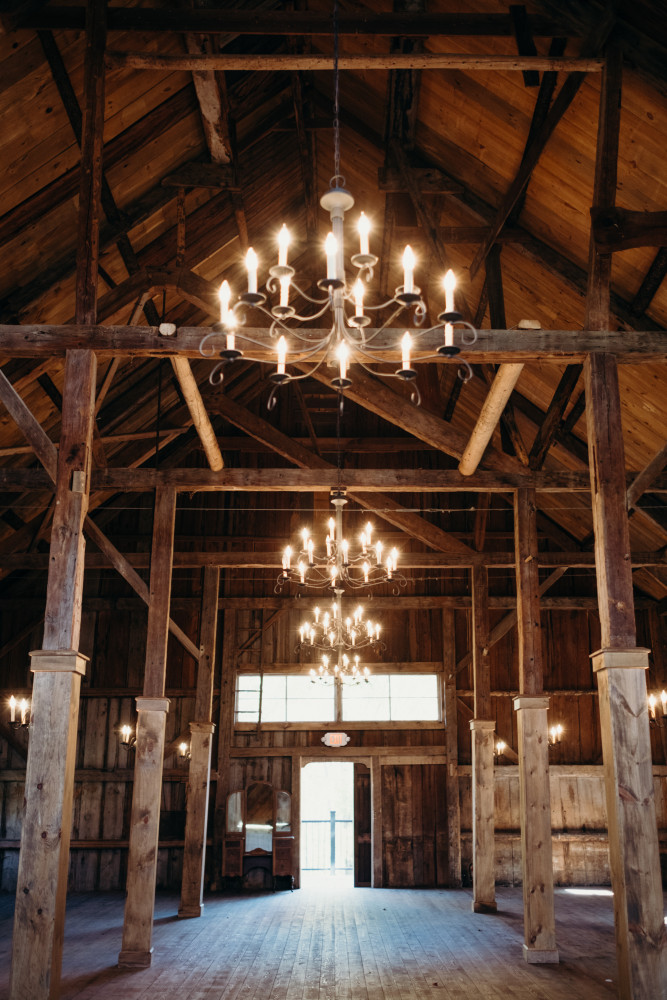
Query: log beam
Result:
<box><xmin>169</xmin><ymin>358</ymin><xmax>223</xmax><ymax>471</ymax></box>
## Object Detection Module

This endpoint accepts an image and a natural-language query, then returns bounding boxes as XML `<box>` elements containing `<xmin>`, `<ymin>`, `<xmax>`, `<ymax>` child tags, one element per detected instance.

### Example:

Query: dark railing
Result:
<box><xmin>302</xmin><ymin>811</ymin><xmax>353</xmax><ymax>873</ymax></box>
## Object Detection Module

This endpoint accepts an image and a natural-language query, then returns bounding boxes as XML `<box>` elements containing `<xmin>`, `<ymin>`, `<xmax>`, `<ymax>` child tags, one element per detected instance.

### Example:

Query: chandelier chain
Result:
<box><xmin>332</xmin><ymin>0</ymin><xmax>341</xmax><ymax>185</ymax></box>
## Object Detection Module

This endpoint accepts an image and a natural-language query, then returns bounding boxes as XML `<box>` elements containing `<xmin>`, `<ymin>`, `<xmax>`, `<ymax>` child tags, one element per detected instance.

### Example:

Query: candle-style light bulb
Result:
<box><xmin>402</xmin><ymin>245</ymin><xmax>415</xmax><ymax>294</ymax></box>
<box><xmin>328</xmin><ymin>517</ymin><xmax>336</xmax><ymax>541</ymax></box>
<box><xmin>314</xmin><ymin>606</ymin><xmax>320</xmax><ymax>623</ymax></box>
<box><xmin>301</xmin><ymin>528</ymin><xmax>309</xmax><ymax>550</ymax></box>
<box><xmin>277</xmin><ymin>335</ymin><xmax>287</xmax><ymax>375</ymax></box>
<box><xmin>298</xmin><ymin>560</ymin><xmax>305</xmax><ymax>583</ymax></box>
<box><xmin>337</xmin><ymin>340</ymin><xmax>349</xmax><ymax>381</ymax></box>
<box><xmin>363</xmin><ymin>560</ymin><xmax>369</xmax><ymax>583</ymax></box>
<box><xmin>218</xmin><ymin>280</ymin><xmax>232</xmax><ymax>323</ymax></box>
<box><xmin>9</xmin><ymin>695</ymin><xmax>16</xmax><ymax>723</ymax></box>
<box><xmin>401</xmin><ymin>331</ymin><xmax>412</xmax><ymax>370</ymax></box>
<box><xmin>279</xmin><ymin>274</ymin><xmax>290</xmax><ymax>307</ymax></box>
<box><xmin>325</xmin><ymin>232</ymin><xmax>338</xmax><ymax>280</ymax></box>
<box><xmin>20</xmin><ymin>699</ymin><xmax>28</xmax><ymax>725</ymax></box>
<box><xmin>341</xmin><ymin>539</ymin><xmax>349</xmax><ymax>565</ymax></box>
<box><xmin>179</xmin><ymin>741</ymin><xmax>188</xmax><ymax>755</ymax></box>
<box><xmin>245</xmin><ymin>247</ymin><xmax>258</xmax><ymax>294</ymax></box>
<box><xmin>307</xmin><ymin>538</ymin><xmax>314</xmax><ymax>564</ymax></box>
<box><xmin>278</xmin><ymin>224</ymin><xmax>291</xmax><ymax>266</ymax></box>
<box><xmin>358</xmin><ymin>212</ymin><xmax>370</xmax><ymax>255</ymax></box>
<box><xmin>443</xmin><ymin>269</ymin><xmax>456</xmax><ymax>348</ymax></box>
<box><xmin>353</xmin><ymin>278</ymin><xmax>365</xmax><ymax>318</ymax></box>
<box><xmin>375</xmin><ymin>540</ymin><xmax>383</xmax><ymax>565</ymax></box>
<box><xmin>282</xmin><ymin>545</ymin><xmax>292</xmax><ymax>571</ymax></box>
<box><xmin>661</xmin><ymin>689</ymin><xmax>667</xmax><ymax>715</ymax></box>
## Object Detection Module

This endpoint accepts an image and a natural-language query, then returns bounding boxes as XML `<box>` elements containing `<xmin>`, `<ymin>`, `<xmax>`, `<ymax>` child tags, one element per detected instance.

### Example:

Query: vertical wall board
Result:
<box><xmin>126</xmin><ymin>609</ymin><xmax>148</xmax><ymax>688</ymax></box>
<box><xmin>433</xmin><ymin>764</ymin><xmax>449</xmax><ymax>887</ymax></box>
<box><xmin>411</xmin><ymin>765</ymin><xmax>425</xmax><ymax>886</ymax></box>
<box><xmin>83</xmin><ymin>698</ymin><xmax>109</xmax><ymax>769</ymax></box>
<box><xmin>98</xmin><ymin>849</ymin><xmax>121</xmax><ymax>890</ymax></box>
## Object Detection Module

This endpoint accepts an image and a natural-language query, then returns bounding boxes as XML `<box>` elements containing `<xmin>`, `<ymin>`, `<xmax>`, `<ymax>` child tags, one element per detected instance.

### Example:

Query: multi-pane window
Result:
<box><xmin>235</xmin><ymin>673</ymin><xmax>440</xmax><ymax>724</ymax></box>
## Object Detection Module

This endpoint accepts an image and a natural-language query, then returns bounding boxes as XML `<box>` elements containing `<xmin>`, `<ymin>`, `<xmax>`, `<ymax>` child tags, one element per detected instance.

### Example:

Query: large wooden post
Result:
<box><xmin>470</xmin><ymin>565</ymin><xmax>496</xmax><ymax>913</ymax></box>
<box><xmin>442</xmin><ymin>608</ymin><xmax>462</xmax><ymax>887</ymax></box>
<box><xmin>586</xmin><ymin>354</ymin><xmax>666</xmax><ymax>997</ymax></box>
<box><xmin>10</xmin><ymin>1</ymin><xmax>103</xmax><ymax>994</ymax></box>
<box><xmin>211</xmin><ymin>611</ymin><xmax>236</xmax><ymax>889</ymax></box>
<box><xmin>8</xmin><ymin>361</ymin><xmax>96</xmax><ymax>1000</ymax></box>
<box><xmin>118</xmin><ymin>488</ymin><xmax>176</xmax><ymax>968</ymax></box>
<box><xmin>513</xmin><ymin>487</ymin><xmax>558</xmax><ymax>963</ymax></box>
<box><xmin>179</xmin><ymin>566</ymin><xmax>219</xmax><ymax>918</ymax></box>
<box><xmin>371</xmin><ymin>756</ymin><xmax>383</xmax><ymax>887</ymax></box>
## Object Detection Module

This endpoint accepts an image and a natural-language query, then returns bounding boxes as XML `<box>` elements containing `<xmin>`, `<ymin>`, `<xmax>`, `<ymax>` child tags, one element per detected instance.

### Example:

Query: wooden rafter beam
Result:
<box><xmin>106</xmin><ymin>51</ymin><xmax>604</xmax><ymax>73</ymax></box>
<box><xmin>627</xmin><ymin>441</ymin><xmax>667</xmax><ymax>511</ymax></box>
<box><xmin>469</xmin><ymin>9</ymin><xmax>616</xmax><ymax>279</ymax></box>
<box><xmin>169</xmin><ymin>358</ymin><xmax>224</xmax><ymax>471</ymax></box>
<box><xmin>592</xmin><ymin>208</ymin><xmax>667</xmax><ymax>252</ymax></box>
<box><xmin>0</xmin><ymin>325</ymin><xmax>665</xmax><ymax>361</ymax></box>
<box><xmin>458</xmin><ymin>364</ymin><xmax>525</xmax><ymax>475</ymax></box>
<box><xmin>528</xmin><ymin>364</ymin><xmax>583</xmax><ymax>470</ymax></box>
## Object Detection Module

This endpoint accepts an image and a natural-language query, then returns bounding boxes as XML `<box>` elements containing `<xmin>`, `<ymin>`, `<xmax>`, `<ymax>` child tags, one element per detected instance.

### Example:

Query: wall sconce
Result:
<box><xmin>119</xmin><ymin>724</ymin><xmax>136</xmax><ymax>751</ymax></box>
<box><xmin>648</xmin><ymin>690</ymin><xmax>667</xmax><ymax>728</ymax></box>
<box><xmin>8</xmin><ymin>695</ymin><xmax>30</xmax><ymax>730</ymax></box>
<box><xmin>548</xmin><ymin>724</ymin><xmax>563</xmax><ymax>748</ymax></box>
<box><xmin>178</xmin><ymin>741</ymin><xmax>191</xmax><ymax>763</ymax></box>
<box><xmin>494</xmin><ymin>740</ymin><xmax>506</xmax><ymax>762</ymax></box>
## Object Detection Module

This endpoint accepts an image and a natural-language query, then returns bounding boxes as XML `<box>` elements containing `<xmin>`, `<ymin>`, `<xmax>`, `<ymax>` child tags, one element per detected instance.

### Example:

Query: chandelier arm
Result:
<box><xmin>356</xmin><ymin>305</ymin><xmax>407</xmax><ymax>343</ymax></box>
<box><xmin>289</xmin><ymin>303</ymin><xmax>333</xmax><ymax>323</ymax></box>
<box><xmin>288</xmin><ymin>280</ymin><xmax>330</xmax><ymax>306</ymax></box>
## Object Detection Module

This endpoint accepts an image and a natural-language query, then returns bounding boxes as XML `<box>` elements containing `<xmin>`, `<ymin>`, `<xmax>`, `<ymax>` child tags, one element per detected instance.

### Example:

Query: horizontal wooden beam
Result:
<box><xmin>106</xmin><ymin>51</ymin><xmax>604</xmax><ymax>73</ymax></box>
<box><xmin>1</xmin><ymin>466</ymin><xmax>666</xmax><ymax>496</ymax></box>
<box><xmin>17</xmin><ymin>10</ymin><xmax>575</xmax><ymax>36</ymax></box>
<box><xmin>0</xmin><ymin>326</ymin><xmax>663</xmax><ymax>362</ymax></box>
<box><xmin>592</xmin><ymin>207</ymin><xmax>667</xmax><ymax>252</ymax></box>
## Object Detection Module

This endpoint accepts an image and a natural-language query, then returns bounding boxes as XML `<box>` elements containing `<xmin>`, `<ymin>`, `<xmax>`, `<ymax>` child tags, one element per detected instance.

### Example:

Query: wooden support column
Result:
<box><xmin>470</xmin><ymin>565</ymin><xmax>496</xmax><ymax>913</ymax></box>
<box><xmin>179</xmin><ymin>566</ymin><xmax>219</xmax><ymax>918</ymax></box>
<box><xmin>442</xmin><ymin>609</ymin><xmax>462</xmax><ymax>887</ymax></box>
<box><xmin>9</xmin><ymin>2</ymin><xmax>103</xmax><ymax>992</ymax></box>
<box><xmin>292</xmin><ymin>755</ymin><xmax>302</xmax><ymax>889</ymax></box>
<box><xmin>371</xmin><ymin>756</ymin><xmax>383</xmax><ymax>887</ymax></box>
<box><xmin>586</xmin><ymin>353</ymin><xmax>666</xmax><ymax>997</ymax></box>
<box><xmin>211</xmin><ymin>611</ymin><xmax>236</xmax><ymax>889</ymax></box>
<box><xmin>514</xmin><ymin>486</ymin><xmax>558</xmax><ymax>963</ymax></box>
<box><xmin>118</xmin><ymin>488</ymin><xmax>176</xmax><ymax>969</ymax></box>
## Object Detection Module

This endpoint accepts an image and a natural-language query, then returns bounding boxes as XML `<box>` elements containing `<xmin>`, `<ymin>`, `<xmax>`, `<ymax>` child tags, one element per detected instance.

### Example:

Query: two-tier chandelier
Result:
<box><xmin>277</xmin><ymin>489</ymin><xmax>405</xmax><ymax>594</ymax></box>
<box><xmin>298</xmin><ymin>593</ymin><xmax>379</xmax><ymax>685</ymax></box>
<box><xmin>199</xmin><ymin>3</ymin><xmax>476</xmax><ymax>407</ymax></box>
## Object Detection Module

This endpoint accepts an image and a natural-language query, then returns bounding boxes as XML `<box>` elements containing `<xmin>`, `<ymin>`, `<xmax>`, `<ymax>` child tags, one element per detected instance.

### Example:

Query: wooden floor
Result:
<box><xmin>1</xmin><ymin>884</ymin><xmax>664</xmax><ymax>999</ymax></box>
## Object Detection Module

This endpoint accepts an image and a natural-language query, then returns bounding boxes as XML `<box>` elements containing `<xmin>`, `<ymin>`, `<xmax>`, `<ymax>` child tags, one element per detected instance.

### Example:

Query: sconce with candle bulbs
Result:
<box><xmin>8</xmin><ymin>695</ymin><xmax>30</xmax><ymax>730</ymax></box>
<box><xmin>648</xmin><ymin>690</ymin><xmax>667</xmax><ymax>728</ymax></box>
<box><xmin>493</xmin><ymin>740</ymin><xmax>506</xmax><ymax>763</ymax></box>
<box><xmin>548</xmin><ymin>724</ymin><xmax>563</xmax><ymax>748</ymax></box>
<box><xmin>118</xmin><ymin>724</ymin><xmax>136</xmax><ymax>751</ymax></box>
<box><xmin>178</xmin><ymin>741</ymin><xmax>191</xmax><ymax>763</ymax></box>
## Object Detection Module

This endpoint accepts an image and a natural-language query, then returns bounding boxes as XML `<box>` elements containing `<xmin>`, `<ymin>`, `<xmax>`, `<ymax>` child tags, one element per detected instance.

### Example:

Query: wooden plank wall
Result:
<box><xmin>1</xmin><ymin>600</ymin><xmax>666</xmax><ymax>892</ymax></box>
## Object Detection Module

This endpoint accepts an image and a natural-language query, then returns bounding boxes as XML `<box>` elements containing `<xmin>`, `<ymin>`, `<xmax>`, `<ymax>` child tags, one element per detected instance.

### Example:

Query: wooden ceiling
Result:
<box><xmin>0</xmin><ymin>0</ymin><xmax>666</xmax><ymax>604</ymax></box>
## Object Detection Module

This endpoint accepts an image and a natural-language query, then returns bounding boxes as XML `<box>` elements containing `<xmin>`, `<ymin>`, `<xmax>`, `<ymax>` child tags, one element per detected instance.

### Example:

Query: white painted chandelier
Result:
<box><xmin>277</xmin><ymin>489</ymin><xmax>405</xmax><ymax>593</ymax></box>
<box><xmin>199</xmin><ymin>2</ymin><xmax>476</xmax><ymax>406</ymax></box>
<box><xmin>298</xmin><ymin>594</ymin><xmax>379</xmax><ymax>685</ymax></box>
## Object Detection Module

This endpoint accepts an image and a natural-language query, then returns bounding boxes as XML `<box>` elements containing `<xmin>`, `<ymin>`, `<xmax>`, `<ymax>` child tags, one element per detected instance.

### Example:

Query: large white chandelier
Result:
<box><xmin>277</xmin><ymin>489</ymin><xmax>405</xmax><ymax>593</ymax></box>
<box><xmin>199</xmin><ymin>5</ymin><xmax>476</xmax><ymax>406</ymax></box>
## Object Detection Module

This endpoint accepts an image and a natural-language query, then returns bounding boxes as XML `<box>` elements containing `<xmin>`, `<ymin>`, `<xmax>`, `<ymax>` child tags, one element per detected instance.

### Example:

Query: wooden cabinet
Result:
<box><xmin>222</xmin><ymin>781</ymin><xmax>294</xmax><ymax>888</ymax></box>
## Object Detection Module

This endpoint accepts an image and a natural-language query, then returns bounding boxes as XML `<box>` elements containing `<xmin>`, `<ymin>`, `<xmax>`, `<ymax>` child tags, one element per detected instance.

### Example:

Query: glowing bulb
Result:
<box><xmin>279</xmin><ymin>274</ymin><xmax>290</xmax><ymax>307</ymax></box>
<box><xmin>282</xmin><ymin>545</ymin><xmax>292</xmax><ymax>571</ymax></box>
<box><xmin>402</xmin><ymin>245</ymin><xmax>415</xmax><ymax>294</ymax></box>
<box><xmin>375</xmin><ymin>540</ymin><xmax>383</xmax><ymax>565</ymax></box>
<box><xmin>9</xmin><ymin>695</ymin><xmax>15</xmax><ymax>723</ymax></box>
<box><xmin>245</xmin><ymin>247</ymin><xmax>258</xmax><ymax>294</ymax></box>
<box><xmin>218</xmin><ymin>280</ymin><xmax>232</xmax><ymax>323</ymax></box>
<box><xmin>358</xmin><ymin>212</ymin><xmax>370</xmax><ymax>255</ymax></box>
<box><xmin>443</xmin><ymin>269</ymin><xmax>456</xmax><ymax>312</ymax></box>
<box><xmin>277</xmin><ymin>335</ymin><xmax>287</xmax><ymax>375</ymax></box>
<box><xmin>278</xmin><ymin>224</ymin><xmax>291</xmax><ymax>266</ymax></box>
<box><xmin>353</xmin><ymin>278</ymin><xmax>365</xmax><ymax>318</ymax></box>
<box><xmin>649</xmin><ymin>693</ymin><xmax>657</xmax><ymax>718</ymax></box>
<box><xmin>401</xmin><ymin>331</ymin><xmax>412</xmax><ymax>370</ymax></box>
<box><xmin>337</xmin><ymin>340</ymin><xmax>349</xmax><ymax>381</ymax></box>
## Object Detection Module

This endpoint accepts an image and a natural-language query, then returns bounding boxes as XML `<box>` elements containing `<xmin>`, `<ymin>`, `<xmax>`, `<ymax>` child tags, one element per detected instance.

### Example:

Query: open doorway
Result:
<box><xmin>300</xmin><ymin>762</ymin><xmax>355</xmax><ymax>887</ymax></box>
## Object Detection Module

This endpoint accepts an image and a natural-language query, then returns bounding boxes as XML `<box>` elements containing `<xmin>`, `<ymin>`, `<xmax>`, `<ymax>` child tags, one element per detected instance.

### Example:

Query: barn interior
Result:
<box><xmin>0</xmin><ymin>1</ymin><xmax>666</xmax><ymax>998</ymax></box>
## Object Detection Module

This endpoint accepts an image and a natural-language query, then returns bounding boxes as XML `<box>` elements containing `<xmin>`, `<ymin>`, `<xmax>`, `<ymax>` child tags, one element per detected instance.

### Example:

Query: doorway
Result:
<box><xmin>300</xmin><ymin>762</ymin><xmax>356</xmax><ymax>886</ymax></box>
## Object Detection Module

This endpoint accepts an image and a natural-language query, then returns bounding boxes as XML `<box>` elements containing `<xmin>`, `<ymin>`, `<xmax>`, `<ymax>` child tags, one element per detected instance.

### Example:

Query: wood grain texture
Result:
<box><xmin>514</xmin><ymin>487</ymin><xmax>543</xmax><ymax>695</ymax></box>
<box><xmin>470</xmin><ymin>721</ymin><xmax>496</xmax><ymax>912</ymax></box>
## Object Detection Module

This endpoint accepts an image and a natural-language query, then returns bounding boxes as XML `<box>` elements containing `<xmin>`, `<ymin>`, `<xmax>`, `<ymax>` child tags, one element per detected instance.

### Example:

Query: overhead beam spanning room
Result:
<box><xmin>0</xmin><ymin>1</ymin><xmax>665</xmax><ymax>998</ymax></box>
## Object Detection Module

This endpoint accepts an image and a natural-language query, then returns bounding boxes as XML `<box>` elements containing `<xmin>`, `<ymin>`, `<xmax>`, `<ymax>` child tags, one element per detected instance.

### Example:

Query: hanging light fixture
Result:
<box><xmin>278</xmin><ymin>489</ymin><xmax>405</xmax><ymax>593</ymax></box>
<box><xmin>297</xmin><ymin>594</ymin><xmax>384</xmax><ymax>655</ymax></box>
<box><xmin>199</xmin><ymin>3</ymin><xmax>476</xmax><ymax>408</ymax></box>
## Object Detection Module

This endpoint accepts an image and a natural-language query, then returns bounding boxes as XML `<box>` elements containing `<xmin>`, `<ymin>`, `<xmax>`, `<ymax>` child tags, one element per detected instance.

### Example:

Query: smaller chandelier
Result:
<box><xmin>278</xmin><ymin>489</ymin><xmax>405</xmax><ymax>592</ymax></box>
<box><xmin>310</xmin><ymin>651</ymin><xmax>370</xmax><ymax>685</ymax></box>
<box><xmin>297</xmin><ymin>597</ymin><xmax>383</xmax><ymax>655</ymax></box>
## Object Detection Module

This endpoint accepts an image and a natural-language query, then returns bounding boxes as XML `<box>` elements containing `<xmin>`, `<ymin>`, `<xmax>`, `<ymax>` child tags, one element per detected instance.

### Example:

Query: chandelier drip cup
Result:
<box><xmin>198</xmin><ymin>0</ymin><xmax>476</xmax><ymax>409</ymax></box>
<box><xmin>277</xmin><ymin>489</ymin><xmax>406</xmax><ymax>594</ymax></box>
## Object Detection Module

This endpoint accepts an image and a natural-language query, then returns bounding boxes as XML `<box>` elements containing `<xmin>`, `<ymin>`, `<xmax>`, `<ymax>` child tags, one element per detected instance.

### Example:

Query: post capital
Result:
<box><xmin>590</xmin><ymin>647</ymin><xmax>650</xmax><ymax>672</ymax></box>
<box><xmin>513</xmin><ymin>695</ymin><xmax>550</xmax><ymax>711</ymax></box>
<box><xmin>469</xmin><ymin>719</ymin><xmax>496</xmax><ymax>731</ymax></box>
<box><xmin>135</xmin><ymin>696</ymin><xmax>170</xmax><ymax>713</ymax></box>
<box><xmin>30</xmin><ymin>649</ymin><xmax>89</xmax><ymax>675</ymax></box>
<box><xmin>189</xmin><ymin>721</ymin><xmax>215</xmax><ymax>734</ymax></box>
